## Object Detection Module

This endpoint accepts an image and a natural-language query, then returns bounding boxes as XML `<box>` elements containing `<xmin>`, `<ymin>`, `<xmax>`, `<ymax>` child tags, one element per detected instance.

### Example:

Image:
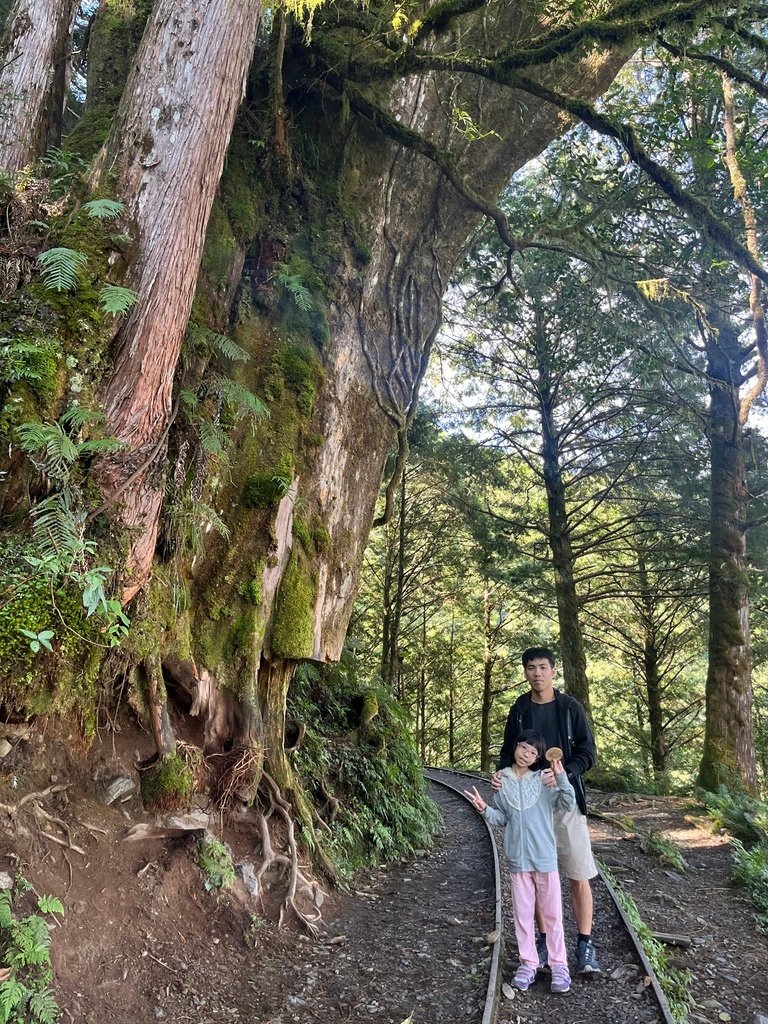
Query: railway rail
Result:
<box><xmin>425</xmin><ymin>765</ymin><xmax>677</xmax><ymax>1024</ymax></box>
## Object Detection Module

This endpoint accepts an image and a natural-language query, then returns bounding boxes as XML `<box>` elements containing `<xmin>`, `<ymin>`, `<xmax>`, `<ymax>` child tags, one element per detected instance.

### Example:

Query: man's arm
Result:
<box><xmin>563</xmin><ymin>698</ymin><xmax>596</xmax><ymax>778</ymax></box>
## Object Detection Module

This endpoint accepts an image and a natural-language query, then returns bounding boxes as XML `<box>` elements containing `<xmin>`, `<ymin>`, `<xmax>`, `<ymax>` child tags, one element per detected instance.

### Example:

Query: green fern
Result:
<box><xmin>210</xmin><ymin>373</ymin><xmax>267</xmax><ymax>420</ymax></box>
<box><xmin>0</xmin><ymin>979</ymin><xmax>25</xmax><ymax>1022</ymax></box>
<box><xmin>82</xmin><ymin>198</ymin><xmax>124</xmax><ymax>220</ymax></box>
<box><xmin>29</xmin><ymin>493</ymin><xmax>87</xmax><ymax>566</ymax></box>
<box><xmin>0</xmin><ymin>887</ymin><xmax>61</xmax><ymax>1024</ymax></box>
<box><xmin>36</xmin><ymin>248</ymin><xmax>88</xmax><ymax>292</ymax></box>
<box><xmin>35</xmin><ymin>897</ymin><xmax>63</xmax><ymax>917</ymax></box>
<box><xmin>28</xmin><ymin>990</ymin><xmax>58</xmax><ymax>1024</ymax></box>
<box><xmin>15</xmin><ymin>421</ymin><xmax>78</xmax><ymax>482</ymax></box>
<box><xmin>275</xmin><ymin>264</ymin><xmax>313</xmax><ymax>311</ymax></box>
<box><xmin>98</xmin><ymin>285</ymin><xmax>138</xmax><ymax>315</ymax></box>
<box><xmin>198</xmin><ymin>419</ymin><xmax>229</xmax><ymax>459</ymax></box>
<box><xmin>187</xmin><ymin>323</ymin><xmax>250</xmax><ymax>363</ymax></box>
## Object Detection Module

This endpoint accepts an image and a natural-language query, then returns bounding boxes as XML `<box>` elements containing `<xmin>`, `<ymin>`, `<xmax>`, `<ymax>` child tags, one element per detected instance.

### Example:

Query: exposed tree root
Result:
<box><xmin>257</xmin><ymin>771</ymin><xmax>323</xmax><ymax>937</ymax></box>
<box><xmin>0</xmin><ymin>782</ymin><xmax>71</xmax><ymax>818</ymax></box>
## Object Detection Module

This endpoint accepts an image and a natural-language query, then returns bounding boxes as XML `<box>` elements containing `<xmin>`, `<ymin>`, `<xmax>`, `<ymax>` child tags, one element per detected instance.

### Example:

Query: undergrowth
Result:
<box><xmin>639</xmin><ymin>829</ymin><xmax>687</xmax><ymax>872</ymax></box>
<box><xmin>0</xmin><ymin>880</ymin><xmax>63</xmax><ymax>1024</ymax></box>
<box><xmin>703</xmin><ymin>787</ymin><xmax>768</xmax><ymax>931</ymax></box>
<box><xmin>196</xmin><ymin>835</ymin><xmax>235</xmax><ymax>891</ymax></box>
<box><xmin>599</xmin><ymin>862</ymin><xmax>693</xmax><ymax>1024</ymax></box>
<box><xmin>288</xmin><ymin>657</ymin><xmax>440</xmax><ymax>877</ymax></box>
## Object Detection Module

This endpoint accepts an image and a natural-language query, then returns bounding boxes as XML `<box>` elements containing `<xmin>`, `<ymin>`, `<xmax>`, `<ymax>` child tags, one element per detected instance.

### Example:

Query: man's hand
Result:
<box><xmin>490</xmin><ymin>771</ymin><xmax>502</xmax><ymax>792</ymax></box>
<box><xmin>464</xmin><ymin>786</ymin><xmax>487</xmax><ymax>812</ymax></box>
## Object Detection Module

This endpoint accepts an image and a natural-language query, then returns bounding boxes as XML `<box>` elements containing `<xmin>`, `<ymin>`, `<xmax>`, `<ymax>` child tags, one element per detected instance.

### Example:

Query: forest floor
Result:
<box><xmin>0</xmin><ymin>722</ymin><xmax>766</xmax><ymax>1024</ymax></box>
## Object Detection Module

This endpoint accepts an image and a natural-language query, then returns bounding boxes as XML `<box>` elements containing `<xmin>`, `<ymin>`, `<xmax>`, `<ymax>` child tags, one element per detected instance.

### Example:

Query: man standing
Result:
<box><xmin>492</xmin><ymin>646</ymin><xmax>601</xmax><ymax>974</ymax></box>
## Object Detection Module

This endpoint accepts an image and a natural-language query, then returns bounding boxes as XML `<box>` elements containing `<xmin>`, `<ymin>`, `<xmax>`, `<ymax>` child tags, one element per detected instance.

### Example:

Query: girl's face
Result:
<box><xmin>514</xmin><ymin>741</ymin><xmax>540</xmax><ymax>769</ymax></box>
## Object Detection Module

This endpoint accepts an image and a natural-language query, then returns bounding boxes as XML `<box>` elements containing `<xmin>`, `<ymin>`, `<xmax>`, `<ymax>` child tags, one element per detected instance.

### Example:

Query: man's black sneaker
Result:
<box><xmin>576</xmin><ymin>938</ymin><xmax>601</xmax><ymax>974</ymax></box>
<box><xmin>536</xmin><ymin>933</ymin><xmax>549</xmax><ymax>971</ymax></box>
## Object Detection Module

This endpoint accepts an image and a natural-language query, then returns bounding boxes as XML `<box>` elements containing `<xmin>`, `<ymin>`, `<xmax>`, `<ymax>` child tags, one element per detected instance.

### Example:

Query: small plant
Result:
<box><xmin>196</xmin><ymin>835</ymin><xmax>235</xmax><ymax>891</ymax></box>
<box><xmin>705</xmin><ymin>788</ymin><xmax>768</xmax><ymax>933</ymax></box>
<box><xmin>599</xmin><ymin>862</ymin><xmax>693</xmax><ymax>1023</ymax></box>
<box><xmin>639</xmin><ymin>829</ymin><xmax>687</xmax><ymax>872</ymax></box>
<box><xmin>730</xmin><ymin>839</ymin><xmax>768</xmax><ymax>932</ymax></box>
<box><xmin>702</xmin><ymin>787</ymin><xmax>768</xmax><ymax>844</ymax></box>
<box><xmin>0</xmin><ymin>885</ymin><xmax>63</xmax><ymax>1023</ymax></box>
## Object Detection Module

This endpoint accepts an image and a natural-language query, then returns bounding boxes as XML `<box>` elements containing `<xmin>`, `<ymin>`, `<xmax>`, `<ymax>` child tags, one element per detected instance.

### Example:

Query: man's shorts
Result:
<box><xmin>554</xmin><ymin>805</ymin><xmax>597</xmax><ymax>880</ymax></box>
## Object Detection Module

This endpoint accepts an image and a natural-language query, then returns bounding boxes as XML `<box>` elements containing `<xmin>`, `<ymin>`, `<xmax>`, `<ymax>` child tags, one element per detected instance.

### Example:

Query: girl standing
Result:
<box><xmin>465</xmin><ymin>729</ymin><xmax>574</xmax><ymax>994</ymax></box>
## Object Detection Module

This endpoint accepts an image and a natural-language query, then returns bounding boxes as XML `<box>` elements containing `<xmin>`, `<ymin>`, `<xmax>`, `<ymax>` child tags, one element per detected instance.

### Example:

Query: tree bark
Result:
<box><xmin>480</xmin><ymin>583</ymin><xmax>495</xmax><ymax>773</ymax></box>
<box><xmin>535</xmin><ymin>314</ymin><xmax>591</xmax><ymax>716</ymax></box>
<box><xmin>697</xmin><ymin>313</ymin><xmax>756</xmax><ymax>791</ymax></box>
<box><xmin>0</xmin><ymin>0</ymin><xmax>78</xmax><ymax>171</ymax></box>
<box><xmin>92</xmin><ymin>0</ymin><xmax>262</xmax><ymax>602</ymax></box>
<box><xmin>637</xmin><ymin>550</ymin><xmax>667</xmax><ymax>780</ymax></box>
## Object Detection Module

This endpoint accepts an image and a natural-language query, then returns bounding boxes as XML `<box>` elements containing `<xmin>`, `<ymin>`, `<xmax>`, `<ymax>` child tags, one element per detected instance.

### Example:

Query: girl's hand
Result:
<box><xmin>464</xmin><ymin>786</ymin><xmax>487</xmax><ymax>812</ymax></box>
<box><xmin>541</xmin><ymin>768</ymin><xmax>556</xmax><ymax>788</ymax></box>
<box><xmin>551</xmin><ymin>759</ymin><xmax>564</xmax><ymax>775</ymax></box>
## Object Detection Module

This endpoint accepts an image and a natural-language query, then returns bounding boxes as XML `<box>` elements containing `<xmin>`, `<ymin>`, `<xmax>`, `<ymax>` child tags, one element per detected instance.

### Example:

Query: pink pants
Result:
<box><xmin>509</xmin><ymin>870</ymin><xmax>567</xmax><ymax>967</ymax></box>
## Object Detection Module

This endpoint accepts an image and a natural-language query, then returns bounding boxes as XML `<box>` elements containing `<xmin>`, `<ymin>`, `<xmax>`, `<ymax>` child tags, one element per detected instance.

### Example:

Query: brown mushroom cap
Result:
<box><xmin>545</xmin><ymin>746</ymin><xmax>563</xmax><ymax>762</ymax></box>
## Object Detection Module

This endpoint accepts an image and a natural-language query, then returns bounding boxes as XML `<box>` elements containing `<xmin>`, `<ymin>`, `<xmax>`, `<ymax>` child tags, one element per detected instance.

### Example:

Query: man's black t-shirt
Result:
<box><xmin>530</xmin><ymin>700</ymin><xmax>559</xmax><ymax>749</ymax></box>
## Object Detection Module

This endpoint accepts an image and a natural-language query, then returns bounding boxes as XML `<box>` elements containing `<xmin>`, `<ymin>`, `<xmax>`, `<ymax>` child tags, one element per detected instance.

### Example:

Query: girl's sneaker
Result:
<box><xmin>550</xmin><ymin>965</ymin><xmax>571</xmax><ymax>994</ymax></box>
<box><xmin>512</xmin><ymin>965</ymin><xmax>537</xmax><ymax>991</ymax></box>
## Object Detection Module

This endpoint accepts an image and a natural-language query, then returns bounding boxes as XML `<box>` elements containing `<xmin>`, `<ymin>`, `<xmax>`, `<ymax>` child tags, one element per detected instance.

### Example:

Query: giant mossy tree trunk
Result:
<box><xmin>174</xmin><ymin>10</ymin><xmax>623</xmax><ymax>781</ymax></box>
<box><xmin>1</xmin><ymin>0</ymin><xmax>629</xmax><ymax>795</ymax></box>
<box><xmin>697</xmin><ymin>314</ymin><xmax>756</xmax><ymax>792</ymax></box>
<box><xmin>0</xmin><ymin>0</ymin><xmax>79</xmax><ymax>171</ymax></box>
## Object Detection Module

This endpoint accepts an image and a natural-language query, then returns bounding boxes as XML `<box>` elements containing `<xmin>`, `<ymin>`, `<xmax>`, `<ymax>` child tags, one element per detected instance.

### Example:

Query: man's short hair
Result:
<box><xmin>521</xmin><ymin>646</ymin><xmax>556</xmax><ymax>668</ymax></box>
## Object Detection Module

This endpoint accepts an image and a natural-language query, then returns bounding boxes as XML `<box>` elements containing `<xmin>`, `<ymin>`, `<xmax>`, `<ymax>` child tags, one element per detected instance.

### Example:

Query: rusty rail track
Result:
<box><xmin>424</xmin><ymin>765</ymin><xmax>677</xmax><ymax>1024</ymax></box>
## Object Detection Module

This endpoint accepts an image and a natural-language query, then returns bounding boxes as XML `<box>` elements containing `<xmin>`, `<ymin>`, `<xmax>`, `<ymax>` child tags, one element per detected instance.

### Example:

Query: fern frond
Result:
<box><xmin>99</xmin><ymin>285</ymin><xmax>138</xmax><ymax>315</ymax></box>
<box><xmin>59</xmin><ymin>406</ymin><xmax>102</xmax><ymax>432</ymax></box>
<box><xmin>76</xmin><ymin>437</ymin><xmax>125</xmax><ymax>458</ymax></box>
<box><xmin>28</xmin><ymin>989</ymin><xmax>59</xmax><ymax>1024</ymax></box>
<box><xmin>275</xmin><ymin>266</ymin><xmax>313</xmax><ymax>311</ymax></box>
<box><xmin>82</xmin><ymin>198</ymin><xmax>124</xmax><ymax>220</ymax></box>
<box><xmin>209</xmin><ymin>374</ymin><xmax>267</xmax><ymax>421</ymax></box>
<box><xmin>37</xmin><ymin>248</ymin><xmax>88</xmax><ymax>292</ymax></box>
<box><xmin>186</xmin><ymin>323</ymin><xmax>249</xmax><ymax>363</ymax></box>
<box><xmin>15</xmin><ymin>422</ymin><xmax>78</xmax><ymax>480</ymax></box>
<box><xmin>197</xmin><ymin>420</ymin><xmax>229</xmax><ymax>459</ymax></box>
<box><xmin>205</xmin><ymin>330</ymin><xmax>249</xmax><ymax>363</ymax></box>
<box><xmin>0</xmin><ymin>978</ymin><xmax>25</xmax><ymax>1019</ymax></box>
<box><xmin>180</xmin><ymin>388</ymin><xmax>199</xmax><ymax>411</ymax></box>
<box><xmin>30</xmin><ymin>493</ymin><xmax>86</xmax><ymax>566</ymax></box>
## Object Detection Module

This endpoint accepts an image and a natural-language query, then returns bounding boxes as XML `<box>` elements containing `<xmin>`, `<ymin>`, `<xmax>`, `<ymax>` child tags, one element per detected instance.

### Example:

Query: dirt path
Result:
<box><xmin>2</xmin><ymin>731</ymin><xmax>767</xmax><ymax>1024</ymax></box>
<box><xmin>589</xmin><ymin>792</ymin><xmax>768</xmax><ymax>1024</ymax></box>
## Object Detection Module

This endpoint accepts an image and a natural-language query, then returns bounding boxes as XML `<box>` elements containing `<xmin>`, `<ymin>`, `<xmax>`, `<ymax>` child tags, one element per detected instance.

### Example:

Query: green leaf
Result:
<box><xmin>37</xmin><ymin>248</ymin><xmax>88</xmax><ymax>292</ymax></box>
<box><xmin>36</xmin><ymin>895</ymin><xmax>64</xmax><ymax>916</ymax></box>
<box><xmin>82</xmin><ymin>198</ymin><xmax>125</xmax><ymax>220</ymax></box>
<box><xmin>0</xmin><ymin>979</ymin><xmax>25</xmax><ymax>1022</ymax></box>
<box><xmin>186</xmin><ymin>323</ymin><xmax>250</xmax><ymax>363</ymax></box>
<box><xmin>98</xmin><ymin>285</ymin><xmax>138</xmax><ymax>315</ymax></box>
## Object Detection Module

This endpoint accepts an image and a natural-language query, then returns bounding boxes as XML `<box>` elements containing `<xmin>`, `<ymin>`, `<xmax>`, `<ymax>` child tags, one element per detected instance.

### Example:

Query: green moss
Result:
<box><xmin>140</xmin><ymin>754</ymin><xmax>193</xmax><ymax>810</ymax></box>
<box><xmin>237</xmin><ymin>560</ymin><xmax>265</xmax><ymax>606</ymax></box>
<box><xmin>242</xmin><ymin>472</ymin><xmax>284</xmax><ymax>509</ymax></box>
<box><xmin>225</xmin><ymin>611</ymin><xmax>254</xmax><ymax>658</ymax></box>
<box><xmin>313</xmin><ymin>525</ymin><xmax>330</xmax><ymax>552</ymax></box>
<box><xmin>292</xmin><ymin>515</ymin><xmax>313</xmax><ymax>554</ymax></box>
<box><xmin>64</xmin><ymin>106</ymin><xmax>114</xmax><ymax>161</ymax></box>
<box><xmin>274</xmin><ymin>343</ymin><xmax>321</xmax><ymax>416</ymax></box>
<box><xmin>270</xmin><ymin>550</ymin><xmax>316</xmax><ymax>659</ymax></box>
<box><xmin>201</xmin><ymin>199</ymin><xmax>237</xmax><ymax>294</ymax></box>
